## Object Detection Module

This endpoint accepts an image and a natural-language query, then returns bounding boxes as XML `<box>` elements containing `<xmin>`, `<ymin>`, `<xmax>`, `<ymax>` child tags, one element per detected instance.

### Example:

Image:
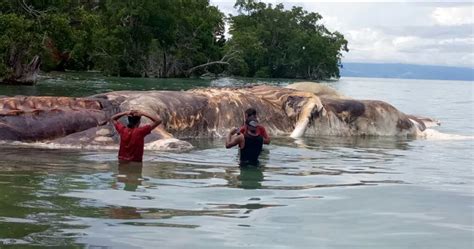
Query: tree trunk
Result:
<box><xmin>1</xmin><ymin>56</ymin><xmax>41</xmax><ymax>85</ymax></box>
<box><xmin>162</xmin><ymin>51</ymin><xmax>167</xmax><ymax>78</ymax></box>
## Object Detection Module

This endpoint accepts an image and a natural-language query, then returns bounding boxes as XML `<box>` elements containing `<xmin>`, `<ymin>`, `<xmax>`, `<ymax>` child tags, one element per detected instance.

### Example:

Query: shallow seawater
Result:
<box><xmin>0</xmin><ymin>75</ymin><xmax>473</xmax><ymax>248</ymax></box>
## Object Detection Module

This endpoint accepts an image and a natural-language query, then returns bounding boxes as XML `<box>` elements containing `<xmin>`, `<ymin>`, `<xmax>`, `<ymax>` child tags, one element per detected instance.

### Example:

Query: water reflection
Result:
<box><xmin>276</xmin><ymin>135</ymin><xmax>413</xmax><ymax>151</ymax></box>
<box><xmin>0</xmin><ymin>135</ymin><xmax>471</xmax><ymax>248</ymax></box>
<box><xmin>114</xmin><ymin>162</ymin><xmax>144</xmax><ymax>191</ymax></box>
<box><xmin>238</xmin><ymin>166</ymin><xmax>264</xmax><ymax>189</ymax></box>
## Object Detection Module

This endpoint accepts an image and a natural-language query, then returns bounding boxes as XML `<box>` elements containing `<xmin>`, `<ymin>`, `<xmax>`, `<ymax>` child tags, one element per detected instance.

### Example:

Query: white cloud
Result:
<box><xmin>393</xmin><ymin>36</ymin><xmax>419</xmax><ymax>47</ymax></box>
<box><xmin>211</xmin><ymin>0</ymin><xmax>474</xmax><ymax>68</ymax></box>
<box><xmin>431</xmin><ymin>6</ymin><xmax>474</xmax><ymax>26</ymax></box>
<box><xmin>342</xmin><ymin>27</ymin><xmax>473</xmax><ymax>66</ymax></box>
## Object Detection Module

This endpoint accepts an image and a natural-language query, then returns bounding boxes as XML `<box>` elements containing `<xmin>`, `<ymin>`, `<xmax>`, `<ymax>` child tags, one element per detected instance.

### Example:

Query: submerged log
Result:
<box><xmin>1</xmin><ymin>55</ymin><xmax>41</xmax><ymax>85</ymax></box>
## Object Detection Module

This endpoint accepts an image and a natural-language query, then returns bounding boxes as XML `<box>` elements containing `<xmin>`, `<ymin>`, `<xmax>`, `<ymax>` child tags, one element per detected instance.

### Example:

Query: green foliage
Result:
<box><xmin>0</xmin><ymin>13</ymin><xmax>41</xmax><ymax>76</ymax></box>
<box><xmin>92</xmin><ymin>0</ymin><xmax>226</xmax><ymax>77</ymax></box>
<box><xmin>92</xmin><ymin>1</ymin><xmax>153</xmax><ymax>76</ymax></box>
<box><xmin>228</xmin><ymin>0</ymin><xmax>349</xmax><ymax>80</ymax></box>
<box><xmin>0</xmin><ymin>0</ymin><xmax>348</xmax><ymax>80</ymax></box>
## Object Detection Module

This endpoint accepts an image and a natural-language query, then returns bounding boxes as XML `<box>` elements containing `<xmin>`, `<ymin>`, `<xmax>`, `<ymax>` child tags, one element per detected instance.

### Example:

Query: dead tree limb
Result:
<box><xmin>19</xmin><ymin>0</ymin><xmax>43</xmax><ymax>18</ymax></box>
<box><xmin>185</xmin><ymin>51</ymin><xmax>239</xmax><ymax>76</ymax></box>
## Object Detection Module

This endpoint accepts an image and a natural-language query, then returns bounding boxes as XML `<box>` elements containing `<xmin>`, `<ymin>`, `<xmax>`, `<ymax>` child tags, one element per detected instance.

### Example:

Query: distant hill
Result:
<box><xmin>340</xmin><ymin>63</ymin><xmax>474</xmax><ymax>81</ymax></box>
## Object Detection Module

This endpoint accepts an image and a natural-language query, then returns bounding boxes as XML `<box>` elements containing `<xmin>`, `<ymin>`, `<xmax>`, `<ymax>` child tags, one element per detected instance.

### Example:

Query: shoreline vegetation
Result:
<box><xmin>0</xmin><ymin>0</ymin><xmax>348</xmax><ymax>85</ymax></box>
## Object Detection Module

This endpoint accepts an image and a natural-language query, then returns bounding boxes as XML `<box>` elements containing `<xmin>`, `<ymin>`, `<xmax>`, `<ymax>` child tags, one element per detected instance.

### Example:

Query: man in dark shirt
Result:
<box><xmin>111</xmin><ymin>110</ymin><xmax>162</xmax><ymax>162</ymax></box>
<box><xmin>226</xmin><ymin>117</ymin><xmax>264</xmax><ymax>166</ymax></box>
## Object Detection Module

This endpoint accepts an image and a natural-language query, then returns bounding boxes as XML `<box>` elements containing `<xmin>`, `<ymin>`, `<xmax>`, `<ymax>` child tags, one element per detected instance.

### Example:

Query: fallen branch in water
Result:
<box><xmin>185</xmin><ymin>51</ymin><xmax>239</xmax><ymax>76</ymax></box>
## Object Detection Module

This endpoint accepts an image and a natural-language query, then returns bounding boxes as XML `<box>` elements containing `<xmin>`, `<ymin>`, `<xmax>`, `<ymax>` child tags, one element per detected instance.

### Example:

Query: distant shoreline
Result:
<box><xmin>341</xmin><ymin>62</ymin><xmax>474</xmax><ymax>81</ymax></box>
<box><xmin>33</xmin><ymin>66</ymin><xmax>474</xmax><ymax>83</ymax></box>
<box><xmin>339</xmin><ymin>76</ymin><xmax>473</xmax><ymax>83</ymax></box>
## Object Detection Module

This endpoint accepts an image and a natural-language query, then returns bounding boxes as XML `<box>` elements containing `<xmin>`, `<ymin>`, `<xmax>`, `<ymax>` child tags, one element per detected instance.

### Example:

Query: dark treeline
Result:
<box><xmin>0</xmin><ymin>0</ymin><xmax>348</xmax><ymax>84</ymax></box>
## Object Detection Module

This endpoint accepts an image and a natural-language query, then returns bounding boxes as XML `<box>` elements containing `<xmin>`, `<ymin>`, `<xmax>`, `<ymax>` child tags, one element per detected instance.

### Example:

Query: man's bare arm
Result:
<box><xmin>262</xmin><ymin>131</ymin><xmax>271</xmax><ymax>144</ymax></box>
<box><xmin>226</xmin><ymin>128</ymin><xmax>243</xmax><ymax>149</ymax></box>
<box><xmin>111</xmin><ymin>111</ymin><xmax>131</xmax><ymax>122</ymax></box>
<box><xmin>259</xmin><ymin>126</ymin><xmax>271</xmax><ymax>144</ymax></box>
<box><xmin>135</xmin><ymin>111</ymin><xmax>162</xmax><ymax>129</ymax></box>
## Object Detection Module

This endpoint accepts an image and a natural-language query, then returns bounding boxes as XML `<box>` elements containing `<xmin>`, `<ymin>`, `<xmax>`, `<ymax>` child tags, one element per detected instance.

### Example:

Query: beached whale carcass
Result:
<box><xmin>0</xmin><ymin>83</ymin><xmax>439</xmax><ymax>150</ymax></box>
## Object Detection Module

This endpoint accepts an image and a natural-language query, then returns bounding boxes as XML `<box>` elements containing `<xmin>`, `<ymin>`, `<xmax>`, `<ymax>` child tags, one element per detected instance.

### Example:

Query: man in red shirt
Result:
<box><xmin>239</xmin><ymin>108</ymin><xmax>270</xmax><ymax>144</ymax></box>
<box><xmin>111</xmin><ymin>110</ymin><xmax>162</xmax><ymax>162</ymax></box>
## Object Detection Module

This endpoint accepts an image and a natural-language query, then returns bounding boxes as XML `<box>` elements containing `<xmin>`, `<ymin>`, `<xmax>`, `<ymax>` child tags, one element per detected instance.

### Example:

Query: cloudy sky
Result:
<box><xmin>210</xmin><ymin>0</ymin><xmax>474</xmax><ymax>68</ymax></box>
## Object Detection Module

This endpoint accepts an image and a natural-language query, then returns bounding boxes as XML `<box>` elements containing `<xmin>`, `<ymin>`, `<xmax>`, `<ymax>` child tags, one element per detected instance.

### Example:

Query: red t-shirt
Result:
<box><xmin>114</xmin><ymin>121</ymin><xmax>153</xmax><ymax>162</ymax></box>
<box><xmin>239</xmin><ymin>125</ymin><xmax>269</xmax><ymax>141</ymax></box>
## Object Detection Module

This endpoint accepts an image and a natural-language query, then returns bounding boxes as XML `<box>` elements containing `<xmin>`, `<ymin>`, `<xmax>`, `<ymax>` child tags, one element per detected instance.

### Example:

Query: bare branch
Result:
<box><xmin>19</xmin><ymin>0</ymin><xmax>43</xmax><ymax>18</ymax></box>
<box><xmin>186</xmin><ymin>61</ymin><xmax>230</xmax><ymax>74</ymax></box>
<box><xmin>185</xmin><ymin>51</ymin><xmax>240</xmax><ymax>76</ymax></box>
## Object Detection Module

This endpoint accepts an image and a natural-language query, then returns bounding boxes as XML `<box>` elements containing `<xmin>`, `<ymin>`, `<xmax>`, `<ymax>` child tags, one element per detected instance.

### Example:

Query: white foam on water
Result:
<box><xmin>0</xmin><ymin>140</ymin><xmax>120</xmax><ymax>150</ymax></box>
<box><xmin>418</xmin><ymin>129</ymin><xmax>474</xmax><ymax>141</ymax></box>
<box><xmin>0</xmin><ymin>139</ymin><xmax>193</xmax><ymax>151</ymax></box>
<box><xmin>423</xmin><ymin>120</ymin><xmax>441</xmax><ymax>128</ymax></box>
<box><xmin>145</xmin><ymin>138</ymin><xmax>193</xmax><ymax>151</ymax></box>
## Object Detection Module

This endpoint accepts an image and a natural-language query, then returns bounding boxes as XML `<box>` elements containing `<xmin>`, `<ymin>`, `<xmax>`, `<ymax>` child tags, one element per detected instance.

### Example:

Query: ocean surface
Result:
<box><xmin>0</xmin><ymin>74</ymin><xmax>472</xmax><ymax>249</ymax></box>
